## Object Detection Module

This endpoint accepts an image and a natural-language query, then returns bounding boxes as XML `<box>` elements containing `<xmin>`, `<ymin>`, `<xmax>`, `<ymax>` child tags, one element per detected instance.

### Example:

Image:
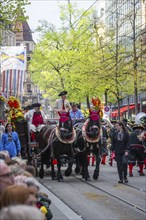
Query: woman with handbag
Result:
<box><xmin>111</xmin><ymin>121</ymin><xmax>129</xmax><ymax>183</ymax></box>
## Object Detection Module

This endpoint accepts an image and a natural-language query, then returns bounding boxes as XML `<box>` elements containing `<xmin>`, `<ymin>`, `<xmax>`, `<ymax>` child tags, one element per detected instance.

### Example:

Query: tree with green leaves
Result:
<box><xmin>0</xmin><ymin>0</ymin><xmax>30</xmax><ymax>43</ymax></box>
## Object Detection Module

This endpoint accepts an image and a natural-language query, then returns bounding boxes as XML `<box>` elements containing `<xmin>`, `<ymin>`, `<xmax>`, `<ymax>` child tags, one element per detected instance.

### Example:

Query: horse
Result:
<box><xmin>73</xmin><ymin>109</ymin><xmax>102</xmax><ymax>181</ymax></box>
<box><xmin>38</xmin><ymin>111</ymin><xmax>76</xmax><ymax>182</ymax></box>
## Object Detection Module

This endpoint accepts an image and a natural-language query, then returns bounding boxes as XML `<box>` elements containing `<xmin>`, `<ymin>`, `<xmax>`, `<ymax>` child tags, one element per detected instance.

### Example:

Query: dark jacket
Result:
<box><xmin>111</xmin><ymin>130</ymin><xmax>129</xmax><ymax>154</ymax></box>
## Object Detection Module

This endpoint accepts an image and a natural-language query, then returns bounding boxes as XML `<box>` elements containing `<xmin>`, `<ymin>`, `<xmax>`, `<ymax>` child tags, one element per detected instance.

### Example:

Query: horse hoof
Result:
<box><xmin>93</xmin><ymin>174</ymin><xmax>98</xmax><ymax>180</ymax></box>
<box><xmin>85</xmin><ymin>176</ymin><xmax>90</xmax><ymax>181</ymax></box>
<box><xmin>65</xmin><ymin>169</ymin><xmax>72</xmax><ymax>177</ymax></box>
<box><xmin>39</xmin><ymin>169</ymin><xmax>44</xmax><ymax>179</ymax></box>
<box><xmin>75</xmin><ymin>167</ymin><xmax>80</xmax><ymax>174</ymax></box>
<box><xmin>58</xmin><ymin>177</ymin><xmax>63</xmax><ymax>182</ymax></box>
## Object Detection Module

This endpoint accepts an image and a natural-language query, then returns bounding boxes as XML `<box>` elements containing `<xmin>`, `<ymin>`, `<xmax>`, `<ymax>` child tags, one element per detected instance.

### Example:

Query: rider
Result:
<box><xmin>54</xmin><ymin>91</ymin><xmax>71</xmax><ymax>114</ymax></box>
<box><xmin>25</xmin><ymin>103</ymin><xmax>46</xmax><ymax>142</ymax></box>
<box><xmin>69</xmin><ymin>103</ymin><xmax>84</xmax><ymax>124</ymax></box>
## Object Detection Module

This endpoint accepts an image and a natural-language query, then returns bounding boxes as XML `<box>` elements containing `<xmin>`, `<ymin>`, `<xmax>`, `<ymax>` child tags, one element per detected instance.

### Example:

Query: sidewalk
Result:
<box><xmin>37</xmin><ymin>180</ymin><xmax>83</xmax><ymax>220</ymax></box>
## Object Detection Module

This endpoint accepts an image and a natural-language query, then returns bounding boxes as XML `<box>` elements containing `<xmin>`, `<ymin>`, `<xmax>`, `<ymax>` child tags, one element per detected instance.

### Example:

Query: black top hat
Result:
<box><xmin>132</xmin><ymin>124</ymin><xmax>144</xmax><ymax>130</ymax></box>
<box><xmin>31</xmin><ymin>103</ymin><xmax>41</xmax><ymax>108</ymax></box>
<box><xmin>58</xmin><ymin>91</ymin><xmax>67</xmax><ymax>96</ymax></box>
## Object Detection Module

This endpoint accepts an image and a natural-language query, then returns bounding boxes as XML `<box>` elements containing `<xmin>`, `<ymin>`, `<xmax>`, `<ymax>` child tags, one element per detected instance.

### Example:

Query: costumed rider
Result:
<box><xmin>25</xmin><ymin>103</ymin><xmax>46</xmax><ymax>142</ymax></box>
<box><xmin>54</xmin><ymin>91</ymin><xmax>71</xmax><ymax>114</ymax></box>
<box><xmin>69</xmin><ymin>102</ymin><xmax>84</xmax><ymax>124</ymax></box>
<box><xmin>128</xmin><ymin>124</ymin><xmax>146</xmax><ymax>177</ymax></box>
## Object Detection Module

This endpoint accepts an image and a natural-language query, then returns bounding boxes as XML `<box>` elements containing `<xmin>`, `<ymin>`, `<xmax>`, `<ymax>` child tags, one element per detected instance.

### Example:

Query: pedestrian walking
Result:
<box><xmin>111</xmin><ymin>121</ymin><xmax>129</xmax><ymax>183</ymax></box>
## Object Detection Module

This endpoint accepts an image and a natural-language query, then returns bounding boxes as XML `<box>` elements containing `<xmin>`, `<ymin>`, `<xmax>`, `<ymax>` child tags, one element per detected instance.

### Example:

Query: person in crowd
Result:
<box><xmin>25</xmin><ymin>164</ymin><xmax>36</xmax><ymax>177</ymax></box>
<box><xmin>128</xmin><ymin>124</ymin><xmax>146</xmax><ymax>177</ymax></box>
<box><xmin>0</xmin><ymin>123</ymin><xmax>21</xmax><ymax>158</ymax></box>
<box><xmin>111</xmin><ymin>121</ymin><xmax>129</xmax><ymax>183</ymax></box>
<box><xmin>54</xmin><ymin>91</ymin><xmax>71</xmax><ymax>113</ymax></box>
<box><xmin>69</xmin><ymin>102</ymin><xmax>85</xmax><ymax>123</ymax></box>
<box><xmin>0</xmin><ymin>160</ymin><xmax>14</xmax><ymax>195</ymax></box>
<box><xmin>0</xmin><ymin>185</ymin><xmax>37</xmax><ymax>209</ymax></box>
<box><xmin>0</xmin><ymin>121</ymin><xmax>5</xmax><ymax>141</ymax></box>
<box><xmin>122</xmin><ymin>118</ymin><xmax>133</xmax><ymax>132</ymax></box>
<box><xmin>25</xmin><ymin>103</ymin><xmax>46</xmax><ymax>141</ymax></box>
<box><xmin>0</xmin><ymin>205</ymin><xmax>45</xmax><ymax>220</ymax></box>
<box><xmin>100</xmin><ymin>120</ymin><xmax>109</xmax><ymax>165</ymax></box>
<box><xmin>0</xmin><ymin>150</ymin><xmax>10</xmax><ymax>162</ymax></box>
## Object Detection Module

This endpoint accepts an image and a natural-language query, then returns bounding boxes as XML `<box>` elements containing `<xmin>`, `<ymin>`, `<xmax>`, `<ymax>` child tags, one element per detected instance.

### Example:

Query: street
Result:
<box><xmin>37</xmin><ymin>160</ymin><xmax>146</xmax><ymax>220</ymax></box>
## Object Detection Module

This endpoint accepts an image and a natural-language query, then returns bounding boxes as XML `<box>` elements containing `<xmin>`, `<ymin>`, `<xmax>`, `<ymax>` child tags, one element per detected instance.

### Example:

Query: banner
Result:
<box><xmin>0</xmin><ymin>46</ymin><xmax>26</xmax><ymax>71</ymax></box>
<box><xmin>0</xmin><ymin>46</ymin><xmax>26</xmax><ymax>97</ymax></box>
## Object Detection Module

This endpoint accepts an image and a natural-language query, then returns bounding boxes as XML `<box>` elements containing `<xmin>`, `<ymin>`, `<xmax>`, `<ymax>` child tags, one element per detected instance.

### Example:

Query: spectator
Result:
<box><xmin>0</xmin><ymin>160</ymin><xmax>14</xmax><ymax>195</ymax></box>
<box><xmin>25</xmin><ymin>164</ymin><xmax>36</xmax><ymax>177</ymax></box>
<box><xmin>0</xmin><ymin>123</ymin><xmax>21</xmax><ymax>158</ymax></box>
<box><xmin>0</xmin><ymin>185</ymin><xmax>37</xmax><ymax>209</ymax></box>
<box><xmin>0</xmin><ymin>205</ymin><xmax>45</xmax><ymax>220</ymax></box>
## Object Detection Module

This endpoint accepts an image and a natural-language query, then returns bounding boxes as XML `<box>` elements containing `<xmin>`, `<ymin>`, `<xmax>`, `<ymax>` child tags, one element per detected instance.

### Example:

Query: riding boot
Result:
<box><xmin>101</xmin><ymin>155</ymin><xmax>106</xmax><ymax>165</ymax></box>
<box><xmin>129</xmin><ymin>164</ymin><xmax>134</xmax><ymax>177</ymax></box>
<box><xmin>139</xmin><ymin>164</ymin><xmax>145</xmax><ymax>176</ymax></box>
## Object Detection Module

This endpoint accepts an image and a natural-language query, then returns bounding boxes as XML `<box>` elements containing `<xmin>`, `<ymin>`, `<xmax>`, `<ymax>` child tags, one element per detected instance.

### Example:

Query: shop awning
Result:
<box><xmin>111</xmin><ymin>105</ymin><xmax>135</xmax><ymax>117</ymax></box>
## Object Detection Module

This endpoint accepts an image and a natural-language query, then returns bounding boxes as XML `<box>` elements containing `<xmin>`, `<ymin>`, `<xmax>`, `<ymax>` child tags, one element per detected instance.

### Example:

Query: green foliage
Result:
<box><xmin>0</xmin><ymin>0</ymin><xmax>30</xmax><ymax>30</ymax></box>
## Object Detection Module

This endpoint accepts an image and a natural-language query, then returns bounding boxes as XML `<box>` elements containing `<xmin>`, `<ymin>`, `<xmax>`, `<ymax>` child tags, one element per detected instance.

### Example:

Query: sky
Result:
<box><xmin>25</xmin><ymin>0</ymin><xmax>104</xmax><ymax>42</ymax></box>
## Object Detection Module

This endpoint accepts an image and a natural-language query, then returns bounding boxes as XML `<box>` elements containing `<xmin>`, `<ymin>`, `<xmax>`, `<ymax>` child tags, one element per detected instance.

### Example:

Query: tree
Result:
<box><xmin>0</xmin><ymin>0</ymin><xmax>30</xmax><ymax>43</ymax></box>
<box><xmin>29</xmin><ymin>2</ymin><xmax>104</xmax><ymax>105</ymax></box>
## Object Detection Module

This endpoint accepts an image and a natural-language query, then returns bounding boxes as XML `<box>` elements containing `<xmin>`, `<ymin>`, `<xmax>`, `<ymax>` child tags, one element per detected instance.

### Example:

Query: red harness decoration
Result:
<box><xmin>32</xmin><ymin>112</ymin><xmax>43</xmax><ymax>127</ymax></box>
<box><xmin>58</xmin><ymin>112</ymin><xmax>69</xmax><ymax>123</ymax></box>
<box><xmin>89</xmin><ymin>110</ymin><xmax>100</xmax><ymax>121</ymax></box>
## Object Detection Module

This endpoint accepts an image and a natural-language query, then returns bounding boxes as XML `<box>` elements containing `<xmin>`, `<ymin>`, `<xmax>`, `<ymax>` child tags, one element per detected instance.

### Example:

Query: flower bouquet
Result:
<box><xmin>7</xmin><ymin>96</ymin><xmax>24</xmax><ymax>128</ymax></box>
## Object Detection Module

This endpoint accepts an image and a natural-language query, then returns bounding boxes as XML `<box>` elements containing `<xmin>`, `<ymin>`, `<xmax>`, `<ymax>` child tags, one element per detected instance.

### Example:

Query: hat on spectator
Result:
<box><xmin>132</xmin><ymin>124</ymin><xmax>144</xmax><ymax>130</ymax></box>
<box><xmin>58</xmin><ymin>91</ymin><xmax>67</xmax><ymax>96</ymax></box>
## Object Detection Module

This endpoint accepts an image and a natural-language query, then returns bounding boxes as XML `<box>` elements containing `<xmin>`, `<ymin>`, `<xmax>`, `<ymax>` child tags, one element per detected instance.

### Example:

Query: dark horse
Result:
<box><xmin>73</xmin><ymin>109</ymin><xmax>101</xmax><ymax>181</ymax></box>
<box><xmin>38</xmin><ymin>111</ymin><xmax>76</xmax><ymax>182</ymax></box>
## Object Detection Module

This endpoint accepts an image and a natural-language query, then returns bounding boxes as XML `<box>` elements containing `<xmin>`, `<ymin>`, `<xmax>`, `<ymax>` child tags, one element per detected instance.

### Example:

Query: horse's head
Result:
<box><xmin>86</xmin><ymin>110</ymin><xmax>100</xmax><ymax>138</ymax></box>
<box><xmin>58</xmin><ymin>111</ymin><xmax>73</xmax><ymax>139</ymax></box>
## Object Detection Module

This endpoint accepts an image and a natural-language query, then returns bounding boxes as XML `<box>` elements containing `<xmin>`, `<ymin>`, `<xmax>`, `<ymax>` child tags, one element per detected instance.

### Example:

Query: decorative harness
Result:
<box><xmin>82</xmin><ymin>119</ymin><xmax>102</xmax><ymax>143</ymax></box>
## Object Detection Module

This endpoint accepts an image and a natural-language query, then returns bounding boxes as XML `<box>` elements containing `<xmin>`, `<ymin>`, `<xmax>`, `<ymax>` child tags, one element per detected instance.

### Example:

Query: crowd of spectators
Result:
<box><xmin>0</xmin><ymin>150</ymin><xmax>53</xmax><ymax>220</ymax></box>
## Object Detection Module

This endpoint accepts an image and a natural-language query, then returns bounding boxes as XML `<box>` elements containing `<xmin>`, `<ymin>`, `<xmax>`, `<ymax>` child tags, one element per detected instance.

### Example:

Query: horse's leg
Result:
<box><xmin>57</xmin><ymin>157</ymin><xmax>63</xmax><ymax>182</ymax></box>
<box><xmin>93</xmin><ymin>148</ymin><xmax>101</xmax><ymax>180</ymax></box>
<box><xmin>39</xmin><ymin>154</ymin><xmax>44</xmax><ymax>179</ymax></box>
<box><xmin>65</xmin><ymin>153</ymin><xmax>74</xmax><ymax>177</ymax></box>
<box><xmin>82</xmin><ymin>150</ymin><xmax>90</xmax><ymax>181</ymax></box>
<box><xmin>51</xmin><ymin>158</ymin><xmax>57</xmax><ymax>180</ymax></box>
<box><xmin>74</xmin><ymin>153</ymin><xmax>81</xmax><ymax>174</ymax></box>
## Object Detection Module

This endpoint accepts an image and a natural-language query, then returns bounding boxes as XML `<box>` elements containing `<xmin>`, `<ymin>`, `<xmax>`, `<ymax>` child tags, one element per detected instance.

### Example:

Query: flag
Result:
<box><xmin>0</xmin><ymin>46</ymin><xmax>26</xmax><ymax>71</ymax></box>
<box><xmin>0</xmin><ymin>46</ymin><xmax>27</xmax><ymax>97</ymax></box>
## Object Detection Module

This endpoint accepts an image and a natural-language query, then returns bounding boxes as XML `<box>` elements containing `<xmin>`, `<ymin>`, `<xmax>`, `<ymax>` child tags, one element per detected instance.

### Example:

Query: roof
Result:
<box><xmin>22</xmin><ymin>22</ymin><xmax>34</xmax><ymax>41</ymax></box>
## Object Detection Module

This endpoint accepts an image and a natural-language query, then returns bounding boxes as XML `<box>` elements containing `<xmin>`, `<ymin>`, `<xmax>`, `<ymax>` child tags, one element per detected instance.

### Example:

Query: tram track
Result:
<box><xmin>71</xmin><ymin>174</ymin><xmax>146</xmax><ymax>215</ymax></box>
<box><xmin>38</xmin><ymin>171</ymin><xmax>146</xmax><ymax>217</ymax></box>
<box><xmin>100</xmin><ymin>173</ymin><xmax>146</xmax><ymax>192</ymax></box>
